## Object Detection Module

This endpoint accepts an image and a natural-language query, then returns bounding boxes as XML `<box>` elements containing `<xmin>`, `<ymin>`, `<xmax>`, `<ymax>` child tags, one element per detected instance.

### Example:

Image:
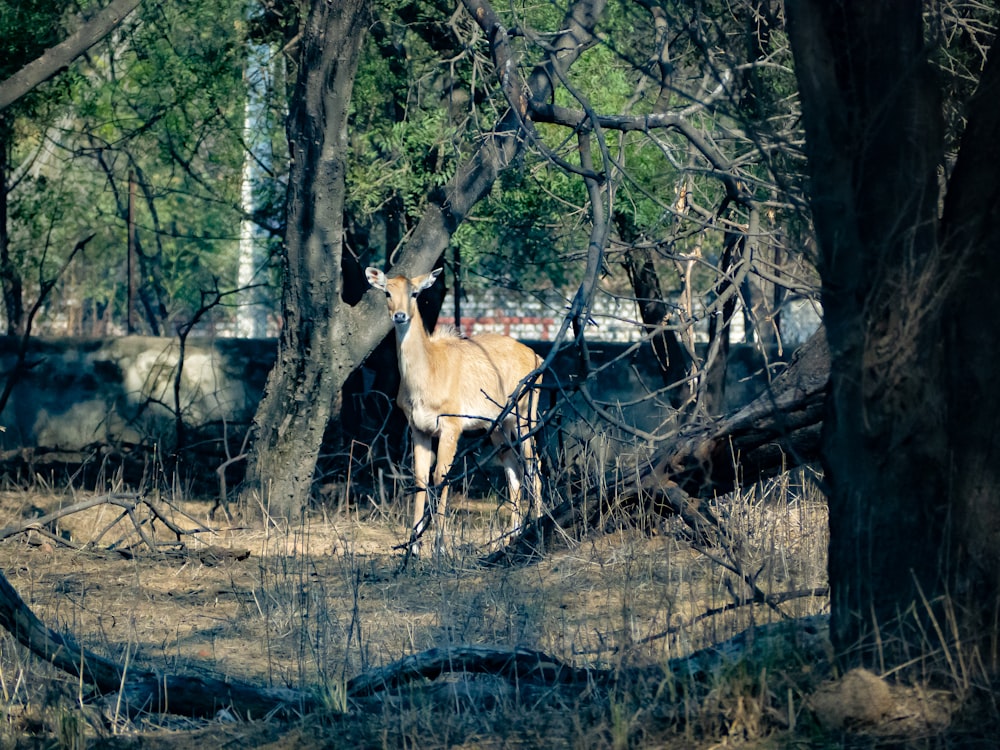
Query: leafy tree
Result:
<box><xmin>1</xmin><ymin>0</ymin><xmax>275</xmax><ymax>338</ymax></box>
<box><xmin>0</xmin><ymin>0</ymin><xmax>72</xmax><ymax>334</ymax></box>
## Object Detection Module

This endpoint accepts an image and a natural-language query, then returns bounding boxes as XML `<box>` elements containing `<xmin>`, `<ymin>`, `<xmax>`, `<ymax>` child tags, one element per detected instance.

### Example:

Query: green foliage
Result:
<box><xmin>350</xmin><ymin>108</ymin><xmax>460</xmax><ymax>219</ymax></box>
<box><xmin>455</xmin><ymin>164</ymin><xmax>587</xmax><ymax>291</ymax></box>
<box><xmin>0</xmin><ymin>2</ymin><xmax>81</xmax><ymax>121</ymax></box>
<box><xmin>3</xmin><ymin>0</ymin><xmax>276</xmax><ymax>335</ymax></box>
<box><xmin>0</xmin><ymin>0</ymin><xmax>64</xmax><ymax>80</ymax></box>
<box><xmin>2</xmin><ymin>0</ymin><xmax>809</xmax><ymax>337</ymax></box>
<box><xmin>346</xmin><ymin>0</ymin><xmax>470</xmax><ymax>252</ymax></box>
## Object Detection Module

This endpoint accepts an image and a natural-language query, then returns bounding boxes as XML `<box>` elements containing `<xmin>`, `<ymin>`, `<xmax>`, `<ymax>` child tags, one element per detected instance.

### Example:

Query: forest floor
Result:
<box><xmin>0</xmin><ymin>477</ymin><xmax>988</xmax><ymax>749</ymax></box>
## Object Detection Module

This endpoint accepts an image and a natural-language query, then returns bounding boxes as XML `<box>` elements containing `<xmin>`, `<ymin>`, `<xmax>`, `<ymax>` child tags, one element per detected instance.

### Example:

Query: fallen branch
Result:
<box><xmin>0</xmin><ymin>491</ymin><xmax>214</xmax><ymax>555</ymax></box>
<box><xmin>485</xmin><ymin>328</ymin><xmax>829</xmax><ymax>566</ymax></box>
<box><xmin>346</xmin><ymin>644</ymin><xmax>603</xmax><ymax>697</ymax></box>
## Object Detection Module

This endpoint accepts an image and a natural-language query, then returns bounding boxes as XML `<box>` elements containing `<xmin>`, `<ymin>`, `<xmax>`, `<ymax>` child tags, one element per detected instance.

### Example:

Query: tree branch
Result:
<box><xmin>0</xmin><ymin>0</ymin><xmax>144</xmax><ymax>111</ymax></box>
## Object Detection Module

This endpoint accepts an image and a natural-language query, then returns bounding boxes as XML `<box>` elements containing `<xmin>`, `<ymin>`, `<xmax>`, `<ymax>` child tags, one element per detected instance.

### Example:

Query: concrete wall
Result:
<box><xmin>0</xmin><ymin>336</ymin><xmax>271</xmax><ymax>455</ymax></box>
<box><xmin>0</xmin><ymin>335</ymin><xmax>780</xmax><ymax>459</ymax></box>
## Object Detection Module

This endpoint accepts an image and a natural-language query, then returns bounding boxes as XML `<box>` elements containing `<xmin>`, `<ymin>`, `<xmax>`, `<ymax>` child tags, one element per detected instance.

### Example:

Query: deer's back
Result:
<box><xmin>400</xmin><ymin>332</ymin><xmax>540</xmax><ymax>433</ymax></box>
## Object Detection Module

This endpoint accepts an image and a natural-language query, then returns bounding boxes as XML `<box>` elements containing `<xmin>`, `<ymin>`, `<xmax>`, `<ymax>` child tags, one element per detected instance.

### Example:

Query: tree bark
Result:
<box><xmin>787</xmin><ymin>2</ymin><xmax>1000</xmax><ymax>668</ymax></box>
<box><xmin>241</xmin><ymin>0</ymin><xmax>372</xmax><ymax>520</ymax></box>
<box><xmin>938</xmin><ymin>30</ymin><xmax>1000</xmax><ymax>640</ymax></box>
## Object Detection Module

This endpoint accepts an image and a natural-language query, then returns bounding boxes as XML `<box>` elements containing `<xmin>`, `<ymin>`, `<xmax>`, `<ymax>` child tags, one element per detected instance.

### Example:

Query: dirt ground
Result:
<box><xmin>0</xmin><ymin>482</ymin><xmax>976</xmax><ymax>748</ymax></box>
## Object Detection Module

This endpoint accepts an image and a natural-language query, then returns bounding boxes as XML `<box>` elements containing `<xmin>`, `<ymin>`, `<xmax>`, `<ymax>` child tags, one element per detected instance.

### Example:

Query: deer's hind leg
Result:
<box><xmin>521</xmin><ymin>391</ymin><xmax>542</xmax><ymax>522</ymax></box>
<box><xmin>493</xmin><ymin>424</ymin><xmax>526</xmax><ymax>535</ymax></box>
<box><xmin>432</xmin><ymin>420</ymin><xmax>462</xmax><ymax>551</ymax></box>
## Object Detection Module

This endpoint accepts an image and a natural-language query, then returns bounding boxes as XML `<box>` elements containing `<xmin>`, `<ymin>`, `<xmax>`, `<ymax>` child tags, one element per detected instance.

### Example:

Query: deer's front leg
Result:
<box><xmin>411</xmin><ymin>428</ymin><xmax>434</xmax><ymax>553</ymax></box>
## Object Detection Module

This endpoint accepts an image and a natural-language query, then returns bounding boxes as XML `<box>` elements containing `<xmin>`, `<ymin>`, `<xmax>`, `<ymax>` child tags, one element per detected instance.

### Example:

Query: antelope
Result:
<box><xmin>365</xmin><ymin>267</ymin><xmax>543</xmax><ymax>554</ymax></box>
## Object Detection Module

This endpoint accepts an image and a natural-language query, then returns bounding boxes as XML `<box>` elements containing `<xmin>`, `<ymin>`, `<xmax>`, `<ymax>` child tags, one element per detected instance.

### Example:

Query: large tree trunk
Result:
<box><xmin>938</xmin><ymin>31</ymin><xmax>1000</xmax><ymax>646</ymax></box>
<box><xmin>241</xmin><ymin>0</ymin><xmax>371</xmax><ymax>519</ymax></box>
<box><xmin>787</xmin><ymin>2</ymin><xmax>1000</xmax><ymax>668</ymax></box>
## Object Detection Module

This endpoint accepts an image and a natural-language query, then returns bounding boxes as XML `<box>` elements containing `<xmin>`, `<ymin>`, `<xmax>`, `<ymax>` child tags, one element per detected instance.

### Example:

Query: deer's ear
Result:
<box><xmin>414</xmin><ymin>268</ymin><xmax>442</xmax><ymax>294</ymax></box>
<box><xmin>365</xmin><ymin>267</ymin><xmax>387</xmax><ymax>291</ymax></box>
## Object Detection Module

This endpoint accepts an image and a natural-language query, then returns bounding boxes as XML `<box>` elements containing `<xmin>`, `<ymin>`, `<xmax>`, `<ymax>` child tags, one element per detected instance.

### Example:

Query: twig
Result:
<box><xmin>0</xmin><ymin>492</ymin><xmax>217</xmax><ymax>556</ymax></box>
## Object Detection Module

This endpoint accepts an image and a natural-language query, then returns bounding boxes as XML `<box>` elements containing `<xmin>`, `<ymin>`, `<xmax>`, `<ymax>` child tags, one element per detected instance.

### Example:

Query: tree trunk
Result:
<box><xmin>787</xmin><ymin>2</ymin><xmax>1000</xmax><ymax>669</ymax></box>
<box><xmin>622</xmin><ymin>247</ymin><xmax>691</xmax><ymax>408</ymax></box>
<box><xmin>0</xmin><ymin>121</ymin><xmax>24</xmax><ymax>335</ymax></box>
<box><xmin>938</xmin><ymin>30</ymin><xmax>1000</xmax><ymax>648</ymax></box>
<box><xmin>241</xmin><ymin>0</ymin><xmax>371</xmax><ymax>519</ymax></box>
<box><xmin>700</xmin><ymin>226</ymin><xmax>741</xmax><ymax>416</ymax></box>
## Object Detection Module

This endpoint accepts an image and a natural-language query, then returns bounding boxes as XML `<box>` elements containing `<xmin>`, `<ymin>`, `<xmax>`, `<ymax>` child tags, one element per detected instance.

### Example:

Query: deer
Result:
<box><xmin>365</xmin><ymin>266</ymin><xmax>543</xmax><ymax>555</ymax></box>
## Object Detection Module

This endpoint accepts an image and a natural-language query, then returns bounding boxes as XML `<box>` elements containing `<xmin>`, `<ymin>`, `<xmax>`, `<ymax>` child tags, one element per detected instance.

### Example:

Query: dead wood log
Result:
<box><xmin>346</xmin><ymin>644</ymin><xmax>603</xmax><ymax>697</ymax></box>
<box><xmin>0</xmin><ymin>562</ymin><xmax>829</xmax><ymax>718</ymax></box>
<box><xmin>347</xmin><ymin>617</ymin><xmax>831</xmax><ymax>701</ymax></box>
<box><xmin>486</xmin><ymin>328</ymin><xmax>829</xmax><ymax>565</ymax></box>
<box><xmin>644</xmin><ymin>327</ymin><xmax>828</xmax><ymax>499</ymax></box>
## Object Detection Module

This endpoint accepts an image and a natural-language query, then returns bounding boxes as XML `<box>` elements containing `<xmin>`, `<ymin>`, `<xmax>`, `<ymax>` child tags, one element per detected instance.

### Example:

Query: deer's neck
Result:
<box><xmin>394</xmin><ymin>308</ymin><xmax>433</xmax><ymax>387</ymax></box>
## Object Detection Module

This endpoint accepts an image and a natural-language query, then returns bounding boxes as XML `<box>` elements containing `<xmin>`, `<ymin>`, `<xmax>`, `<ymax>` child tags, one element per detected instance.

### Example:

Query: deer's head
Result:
<box><xmin>365</xmin><ymin>267</ymin><xmax>441</xmax><ymax>327</ymax></box>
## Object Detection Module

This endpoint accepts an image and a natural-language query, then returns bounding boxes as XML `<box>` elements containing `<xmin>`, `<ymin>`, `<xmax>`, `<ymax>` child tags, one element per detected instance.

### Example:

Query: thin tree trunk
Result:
<box><xmin>236</xmin><ymin>39</ymin><xmax>273</xmax><ymax>339</ymax></box>
<box><xmin>0</xmin><ymin>122</ymin><xmax>24</xmax><ymax>335</ymax></box>
<box><xmin>623</xmin><ymin>247</ymin><xmax>691</xmax><ymax>408</ymax></box>
<box><xmin>700</xmin><ymin>227</ymin><xmax>741</xmax><ymax>416</ymax></box>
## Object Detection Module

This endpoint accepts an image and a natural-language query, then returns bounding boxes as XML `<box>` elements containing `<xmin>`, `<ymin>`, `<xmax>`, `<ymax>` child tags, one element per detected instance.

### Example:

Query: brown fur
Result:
<box><xmin>366</xmin><ymin>267</ymin><xmax>542</xmax><ymax>553</ymax></box>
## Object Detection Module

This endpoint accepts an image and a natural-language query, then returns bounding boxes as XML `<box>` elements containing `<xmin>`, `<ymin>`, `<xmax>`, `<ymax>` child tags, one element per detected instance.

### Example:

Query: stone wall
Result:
<box><xmin>0</xmin><ymin>336</ymin><xmax>272</xmax><ymax>456</ymax></box>
<box><xmin>0</xmin><ymin>335</ymin><xmax>782</xmax><ymax>467</ymax></box>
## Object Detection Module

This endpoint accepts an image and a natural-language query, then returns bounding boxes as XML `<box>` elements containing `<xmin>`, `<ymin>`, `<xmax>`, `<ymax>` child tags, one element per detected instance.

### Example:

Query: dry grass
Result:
<box><xmin>0</xmin><ymin>465</ymin><xmax>978</xmax><ymax>749</ymax></box>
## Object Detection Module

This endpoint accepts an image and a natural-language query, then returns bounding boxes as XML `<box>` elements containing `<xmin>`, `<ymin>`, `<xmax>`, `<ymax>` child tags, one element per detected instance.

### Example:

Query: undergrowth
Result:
<box><xmin>0</xmin><ymin>459</ymin><xmax>987</xmax><ymax>748</ymax></box>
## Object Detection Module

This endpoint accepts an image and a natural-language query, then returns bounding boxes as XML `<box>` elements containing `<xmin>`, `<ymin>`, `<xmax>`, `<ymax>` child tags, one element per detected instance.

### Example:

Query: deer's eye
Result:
<box><xmin>384</xmin><ymin>291</ymin><xmax>391</xmax><ymax>298</ymax></box>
